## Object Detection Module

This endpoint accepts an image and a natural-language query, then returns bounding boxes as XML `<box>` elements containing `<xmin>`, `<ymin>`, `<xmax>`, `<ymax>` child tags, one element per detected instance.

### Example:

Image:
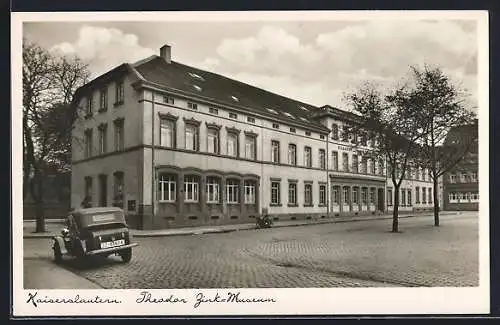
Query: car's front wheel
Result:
<box><xmin>119</xmin><ymin>248</ymin><xmax>132</xmax><ymax>263</ymax></box>
<box><xmin>53</xmin><ymin>242</ymin><xmax>62</xmax><ymax>264</ymax></box>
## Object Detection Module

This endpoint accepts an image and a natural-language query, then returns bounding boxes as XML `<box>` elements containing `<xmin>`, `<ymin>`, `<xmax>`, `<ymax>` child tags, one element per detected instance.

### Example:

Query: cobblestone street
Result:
<box><xmin>23</xmin><ymin>212</ymin><xmax>479</xmax><ymax>289</ymax></box>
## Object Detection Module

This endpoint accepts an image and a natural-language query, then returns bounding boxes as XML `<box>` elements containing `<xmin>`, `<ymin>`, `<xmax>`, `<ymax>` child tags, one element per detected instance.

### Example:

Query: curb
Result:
<box><xmin>22</xmin><ymin>212</ymin><xmax>463</xmax><ymax>239</ymax></box>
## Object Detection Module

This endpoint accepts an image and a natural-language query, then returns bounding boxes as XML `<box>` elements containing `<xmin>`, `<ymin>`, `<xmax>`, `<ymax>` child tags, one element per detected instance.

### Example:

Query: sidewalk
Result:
<box><xmin>23</xmin><ymin>211</ymin><xmax>463</xmax><ymax>239</ymax></box>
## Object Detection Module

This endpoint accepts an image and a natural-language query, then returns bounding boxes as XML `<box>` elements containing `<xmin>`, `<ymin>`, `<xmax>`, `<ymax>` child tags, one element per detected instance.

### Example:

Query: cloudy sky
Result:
<box><xmin>23</xmin><ymin>17</ymin><xmax>478</xmax><ymax>110</ymax></box>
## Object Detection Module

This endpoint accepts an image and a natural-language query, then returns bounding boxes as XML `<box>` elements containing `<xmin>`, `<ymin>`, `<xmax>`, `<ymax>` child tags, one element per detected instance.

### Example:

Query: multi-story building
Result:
<box><xmin>442</xmin><ymin>121</ymin><xmax>479</xmax><ymax>211</ymax></box>
<box><xmin>71</xmin><ymin>44</ymin><xmax>434</xmax><ymax>229</ymax></box>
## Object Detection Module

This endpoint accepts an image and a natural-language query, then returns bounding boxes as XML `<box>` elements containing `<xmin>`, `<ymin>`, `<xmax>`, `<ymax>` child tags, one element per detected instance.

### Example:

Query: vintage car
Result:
<box><xmin>52</xmin><ymin>207</ymin><xmax>138</xmax><ymax>264</ymax></box>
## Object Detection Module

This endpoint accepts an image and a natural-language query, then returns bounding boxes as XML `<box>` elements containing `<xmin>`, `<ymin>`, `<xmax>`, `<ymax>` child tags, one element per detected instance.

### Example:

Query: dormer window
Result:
<box><xmin>267</xmin><ymin>108</ymin><xmax>278</xmax><ymax>115</ymax></box>
<box><xmin>299</xmin><ymin>106</ymin><xmax>309</xmax><ymax>111</ymax></box>
<box><xmin>192</xmin><ymin>85</ymin><xmax>202</xmax><ymax>92</ymax></box>
<box><xmin>231</xmin><ymin>96</ymin><xmax>239</xmax><ymax>102</ymax></box>
<box><xmin>283</xmin><ymin>112</ymin><xmax>295</xmax><ymax>119</ymax></box>
<box><xmin>188</xmin><ymin>72</ymin><xmax>205</xmax><ymax>81</ymax></box>
<box><xmin>300</xmin><ymin>117</ymin><xmax>308</xmax><ymax>123</ymax></box>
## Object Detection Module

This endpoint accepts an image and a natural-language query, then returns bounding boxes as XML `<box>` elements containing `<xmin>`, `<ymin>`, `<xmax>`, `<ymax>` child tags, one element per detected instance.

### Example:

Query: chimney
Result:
<box><xmin>160</xmin><ymin>44</ymin><xmax>171</xmax><ymax>63</ymax></box>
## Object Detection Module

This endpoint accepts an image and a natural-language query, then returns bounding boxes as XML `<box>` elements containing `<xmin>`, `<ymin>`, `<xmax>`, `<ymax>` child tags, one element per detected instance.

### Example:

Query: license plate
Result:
<box><xmin>101</xmin><ymin>239</ymin><xmax>125</xmax><ymax>249</ymax></box>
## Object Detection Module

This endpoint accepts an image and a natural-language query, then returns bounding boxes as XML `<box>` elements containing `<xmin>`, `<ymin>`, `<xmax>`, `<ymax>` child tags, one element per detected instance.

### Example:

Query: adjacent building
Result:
<box><xmin>71</xmin><ymin>44</ymin><xmax>434</xmax><ymax>229</ymax></box>
<box><xmin>442</xmin><ymin>121</ymin><xmax>479</xmax><ymax>211</ymax></box>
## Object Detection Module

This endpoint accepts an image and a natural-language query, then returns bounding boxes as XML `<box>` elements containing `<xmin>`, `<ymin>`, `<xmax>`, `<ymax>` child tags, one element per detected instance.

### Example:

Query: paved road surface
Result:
<box><xmin>23</xmin><ymin>212</ymin><xmax>479</xmax><ymax>289</ymax></box>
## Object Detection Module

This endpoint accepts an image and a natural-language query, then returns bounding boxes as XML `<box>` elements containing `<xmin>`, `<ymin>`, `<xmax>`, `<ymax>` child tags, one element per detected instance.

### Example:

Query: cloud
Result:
<box><xmin>207</xmin><ymin>22</ymin><xmax>477</xmax><ymax>108</ymax></box>
<box><xmin>51</xmin><ymin>25</ymin><xmax>155</xmax><ymax>77</ymax></box>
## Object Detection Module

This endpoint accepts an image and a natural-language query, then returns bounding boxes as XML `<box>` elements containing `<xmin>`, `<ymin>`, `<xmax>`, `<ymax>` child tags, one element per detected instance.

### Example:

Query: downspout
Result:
<box><xmin>151</xmin><ymin>92</ymin><xmax>156</xmax><ymax>223</ymax></box>
<box><xmin>326</xmin><ymin>131</ymin><xmax>330</xmax><ymax>219</ymax></box>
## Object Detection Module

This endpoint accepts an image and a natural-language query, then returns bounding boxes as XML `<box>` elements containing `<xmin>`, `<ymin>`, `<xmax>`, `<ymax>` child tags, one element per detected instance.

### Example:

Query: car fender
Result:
<box><xmin>52</xmin><ymin>236</ymin><xmax>68</xmax><ymax>255</ymax></box>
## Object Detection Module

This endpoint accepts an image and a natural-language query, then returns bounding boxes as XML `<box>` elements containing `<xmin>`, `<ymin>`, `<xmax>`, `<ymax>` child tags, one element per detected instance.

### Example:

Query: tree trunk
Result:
<box><xmin>433</xmin><ymin>177</ymin><xmax>440</xmax><ymax>227</ymax></box>
<box><xmin>392</xmin><ymin>186</ymin><xmax>399</xmax><ymax>233</ymax></box>
<box><xmin>31</xmin><ymin>170</ymin><xmax>46</xmax><ymax>233</ymax></box>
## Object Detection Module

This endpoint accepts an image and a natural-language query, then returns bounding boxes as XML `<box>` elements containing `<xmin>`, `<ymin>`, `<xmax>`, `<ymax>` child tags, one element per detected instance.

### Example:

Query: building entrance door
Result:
<box><xmin>377</xmin><ymin>188</ymin><xmax>385</xmax><ymax>212</ymax></box>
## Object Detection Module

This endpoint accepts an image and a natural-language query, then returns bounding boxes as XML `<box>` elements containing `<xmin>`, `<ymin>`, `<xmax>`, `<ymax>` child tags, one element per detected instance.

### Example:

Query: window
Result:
<box><xmin>207</xmin><ymin>128</ymin><xmax>220</xmax><ymax>154</ymax></box>
<box><xmin>247</xmin><ymin>116</ymin><xmax>255</xmax><ymax>123</ymax></box>
<box><xmin>370</xmin><ymin>188</ymin><xmax>376</xmax><ymax>204</ymax></box>
<box><xmin>361</xmin><ymin>187</ymin><xmax>368</xmax><ymax>204</ymax></box>
<box><xmin>113</xmin><ymin>172</ymin><xmax>124</xmax><ymax>208</ymax></box>
<box><xmin>271</xmin><ymin>141</ymin><xmax>280</xmax><ymax>163</ymax></box>
<box><xmin>86</xmin><ymin>95</ymin><xmax>93</xmax><ymax>116</ymax></box>
<box><xmin>428</xmin><ymin>188</ymin><xmax>433</xmax><ymax>204</ymax></box>
<box><xmin>209</xmin><ymin>107</ymin><xmax>219</xmax><ymax>115</ymax></box>
<box><xmin>304</xmin><ymin>183</ymin><xmax>313</xmax><ymax>206</ymax></box>
<box><xmin>84</xmin><ymin>129</ymin><xmax>93</xmax><ymax>158</ymax></box>
<box><xmin>184</xmin><ymin>175</ymin><xmax>199</xmax><ymax>202</ymax></box>
<box><xmin>471</xmin><ymin>171</ymin><xmax>478</xmax><ymax>182</ymax></box>
<box><xmin>352</xmin><ymin>187</ymin><xmax>359</xmax><ymax>204</ymax></box>
<box><xmin>272</xmin><ymin>123</ymin><xmax>279</xmax><ymax>129</ymax></box>
<box><xmin>290</xmin><ymin>127</ymin><xmax>296</xmax><ymax>133</ymax></box>
<box><xmin>244</xmin><ymin>180</ymin><xmax>256</xmax><ymax>204</ymax></box>
<box><xmin>185</xmin><ymin>123</ymin><xmax>199</xmax><ymax>151</ymax></box>
<box><xmin>331</xmin><ymin>151</ymin><xmax>339</xmax><ymax>171</ymax></box>
<box><xmin>471</xmin><ymin>192</ymin><xmax>479</xmax><ymax>201</ymax></box>
<box><xmin>352</xmin><ymin>155</ymin><xmax>359</xmax><ymax>173</ymax></box>
<box><xmin>319</xmin><ymin>184</ymin><xmax>326</xmax><ymax>206</ymax></box>
<box><xmin>226</xmin><ymin>179</ymin><xmax>239</xmax><ymax>204</ymax></box>
<box><xmin>331</xmin><ymin>124</ymin><xmax>339</xmax><ymax>140</ymax></box>
<box><xmin>84</xmin><ymin>177</ymin><xmax>93</xmax><ymax>205</ymax></box>
<box><xmin>320</xmin><ymin>135</ymin><xmax>325</xmax><ymax>139</ymax></box>
<box><xmin>401</xmin><ymin>189</ymin><xmax>406</xmax><ymax>206</ymax></box>
<box><xmin>163</xmin><ymin>96</ymin><xmax>174</xmax><ymax>104</ymax></box>
<box><xmin>229</xmin><ymin>112</ymin><xmax>238</xmax><ymax>119</ymax></box>
<box><xmin>387</xmin><ymin>188</ymin><xmax>393</xmax><ymax>206</ymax></box>
<box><xmin>158</xmin><ymin>174</ymin><xmax>176</xmax><ymax>202</ymax></box>
<box><xmin>114</xmin><ymin>119</ymin><xmax>124</xmax><ymax>151</ymax></box>
<box><xmin>160</xmin><ymin>118</ymin><xmax>176</xmax><ymax>148</ymax></box>
<box><xmin>271</xmin><ymin>181</ymin><xmax>281</xmax><ymax>205</ymax></box>
<box><xmin>115</xmin><ymin>80</ymin><xmax>124</xmax><ymax>105</ymax></box>
<box><xmin>342</xmin><ymin>153</ymin><xmax>349</xmax><ymax>172</ymax></box>
<box><xmin>422</xmin><ymin>168</ymin><xmax>426</xmax><ymax>181</ymax></box>
<box><xmin>99</xmin><ymin>87</ymin><xmax>108</xmax><ymax>111</ymax></box>
<box><xmin>288</xmin><ymin>182</ymin><xmax>297</xmax><ymax>205</ymax></box>
<box><xmin>361</xmin><ymin>157</ymin><xmax>367</xmax><ymax>174</ymax></box>
<box><xmin>378</xmin><ymin>159</ymin><xmax>384</xmax><ymax>175</ymax></box>
<box><xmin>206</xmin><ymin>177</ymin><xmax>220</xmax><ymax>203</ymax></box>
<box><xmin>360</xmin><ymin>133</ymin><xmax>367</xmax><ymax>146</ymax></box>
<box><xmin>416</xmin><ymin>187</ymin><xmax>420</xmax><ymax>204</ymax></box>
<box><xmin>422</xmin><ymin>188</ymin><xmax>427</xmax><ymax>204</ymax></box>
<box><xmin>460</xmin><ymin>172</ymin><xmax>468</xmax><ymax>183</ymax></box>
<box><xmin>187</xmin><ymin>102</ymin><xmax>198</xmax><ymax>110</ymax></box>
<box><xmin>288</xmin><ymin>144</ymin><xmax>297</xmax><ymax>165</ymax></box>
<box><xmin>370</xmin><ymin>158</ymin><xmax>376</xmax><ymax>174</ymax></box>
<box><xmin>449</xmin><ymin>173</ymin><xmax>457</xmax><ymax>183</ymax></box>
<box><xmin>304</xmin><ymin>146</ymin><xmax>312</xmax><ymax>167</ymax></box>
<box><xmin>305</xmin><ymin>131</ymin><xmax>311</xmax><ymax>136</ymax></box>
<box><xmin>98</xmin><ymin>175</ymin><xmax>107</xmax><ymax>206</ymax></box>
<box><xmin>98</xmin><ymin>124</ymin><xmax>108</xmax><ymax>154</ymax></box>
<box><xmin>449</xmin><ymin>192</ymin><xmax>458</xmax><ymax>203</ymax></box>
<box><xmin>331</xmin><ymin>186</ymin><xmax>339</xmax><ymax>204</ymax></box>
<box><xmin>227</xmin><ymin>132</ymin><xmax>239</xmax><ymax>157</ymax></box>
<box><xmin>343</xmin><ymin>187</ymin><xmax>349</xmax><ymax>204</ymax></box>
<box><xmin>408</xmin><ymin>190</ymin><xmax>412</xmax><ymax>206</ymax></box>
<box><xmin>341</xmin><ymin>125</ymin><xmax>349</xmax><ymax>142</ymax></box>
<box><xmin>319</xmin><ymin>149</ymin><xmax>326</xmax><ymax>169</ymax></box>
<box><xmin>245</xmin><ymin>135</ymin><xmax>257</xmax><ymax>160</ymax></box>
<box><xmin>351</xmin><ymin>131</ymin><xmax>357</xmax><ymax>144</ymax></box>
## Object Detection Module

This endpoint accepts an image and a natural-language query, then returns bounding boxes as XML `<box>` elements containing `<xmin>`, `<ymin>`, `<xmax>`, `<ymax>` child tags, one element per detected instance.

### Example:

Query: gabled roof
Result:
<box><xmin>131</xmin><ymin>56</ymin><xmax>329</xmax><ymax>132</ymax></box>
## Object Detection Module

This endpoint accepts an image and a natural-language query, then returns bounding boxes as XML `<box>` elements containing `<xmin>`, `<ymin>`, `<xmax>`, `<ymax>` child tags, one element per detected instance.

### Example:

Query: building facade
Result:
<box><xmin>71</xmin><ymin>44</ymin><xmax>434</xmax><ymax>229</ymax></box>
<box><xmin>442</xmin><ymin>122</ymin><xmax>479</xmax><ymax>211</ymax></box>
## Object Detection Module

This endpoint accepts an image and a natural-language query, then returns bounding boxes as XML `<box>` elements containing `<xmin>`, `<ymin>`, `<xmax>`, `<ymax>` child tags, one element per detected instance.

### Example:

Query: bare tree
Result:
<box><xmin>345</xmin><ymin>81</ymin><xmax>426</xmax><ymax>233</ymax></box>
<box><xmin>23</xmin><ymin>39</ymin><xmax>90</xmax><ymax>232</ymax></box>
<box><xmin>408</xmin><ymin>65</ymin><xmax>477</xmax><ymax>226</ymax></box>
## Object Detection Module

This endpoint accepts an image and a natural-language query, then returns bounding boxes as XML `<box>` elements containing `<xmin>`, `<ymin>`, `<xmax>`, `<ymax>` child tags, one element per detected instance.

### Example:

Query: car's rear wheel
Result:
<box><xmin>119</xmin><ymin>248</ymin><xmax>132</xmax><ymax>263</ymax></box>
<box><xmin>53</xmin><ymin>242</ymin><xmax>62</xmax><ymax>264</ymax></box>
